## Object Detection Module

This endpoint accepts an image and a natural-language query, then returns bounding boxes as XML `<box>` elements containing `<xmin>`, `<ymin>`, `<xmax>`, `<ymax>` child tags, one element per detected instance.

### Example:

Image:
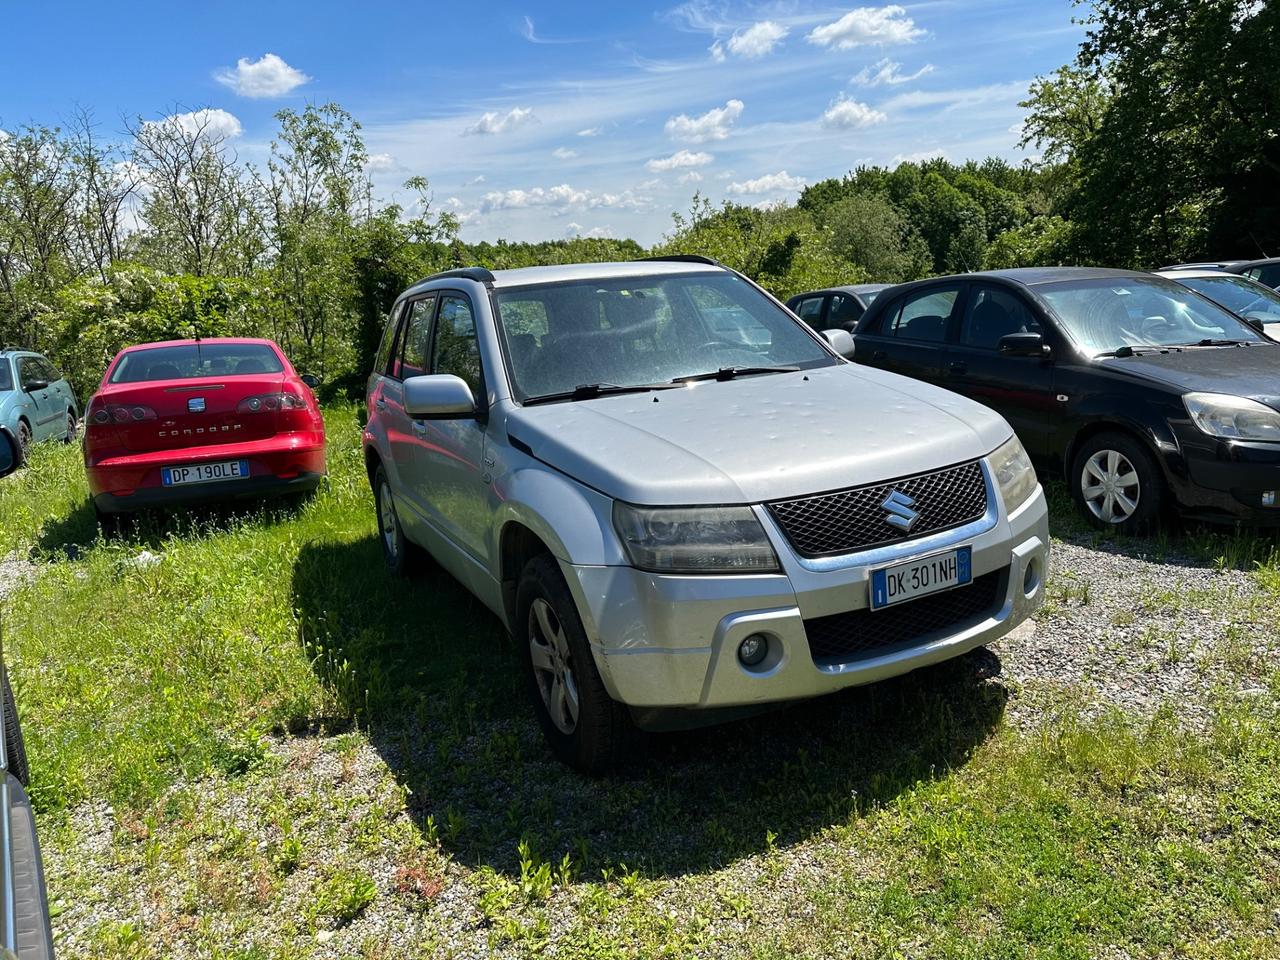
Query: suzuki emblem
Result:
<box><xmin>882</xmin><ymin>489</ymin><xmax>921</xmax><ymax>534</ymax></box>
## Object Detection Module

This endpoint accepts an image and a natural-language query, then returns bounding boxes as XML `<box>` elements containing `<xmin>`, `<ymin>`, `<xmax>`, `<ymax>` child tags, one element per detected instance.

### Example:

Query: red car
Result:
<box><xmin>85</xmin><ymin>338</ymin><xmax>326</xmax><ymax>518</ymax></box>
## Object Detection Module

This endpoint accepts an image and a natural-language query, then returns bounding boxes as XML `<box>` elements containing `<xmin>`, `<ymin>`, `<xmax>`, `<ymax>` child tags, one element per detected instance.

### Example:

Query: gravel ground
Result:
<box><xmin>993</xmin><ymin>531</ymin><xmax>1279</xmax><ymax>725</ymax></box>
<box><xmin>0</xmin><ymin>553</ymin><xmax>35</xmax><ymax>605</ymax></box>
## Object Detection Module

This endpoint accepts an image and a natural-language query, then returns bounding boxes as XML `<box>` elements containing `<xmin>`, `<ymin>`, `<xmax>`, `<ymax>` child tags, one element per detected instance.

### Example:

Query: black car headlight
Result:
<box><xmin>612</xmin><ymin>503</ymin><xmax>781</xmax><ymax>574</ymax></box>
<box><xmin>1184</xmin><ymin>392</ymin><xmax>1280</xmax><ymax>442</ymax></box>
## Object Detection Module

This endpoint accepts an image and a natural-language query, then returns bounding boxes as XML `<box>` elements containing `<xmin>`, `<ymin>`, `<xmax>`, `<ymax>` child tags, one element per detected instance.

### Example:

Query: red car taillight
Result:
<box><xmin>87</xmin><ymin>400</ymin><xmax>157</xmax><ymax>427</ymax></box>
<box><xmin>237</xmin><ymin>392</ymin><xmax>307</xmax><ymax>414</ymax></box>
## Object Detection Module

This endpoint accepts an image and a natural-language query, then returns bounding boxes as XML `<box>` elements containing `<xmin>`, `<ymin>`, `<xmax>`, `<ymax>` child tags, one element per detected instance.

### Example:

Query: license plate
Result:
<box><xmin>162</xmin><ymin>460</ymin><xmax>250</xmax><ymax>486</ymax></box>
<box><xmin>870</xmin><ymin>546</ymin><xmax>972</xmax><ymax>611</ymax></box>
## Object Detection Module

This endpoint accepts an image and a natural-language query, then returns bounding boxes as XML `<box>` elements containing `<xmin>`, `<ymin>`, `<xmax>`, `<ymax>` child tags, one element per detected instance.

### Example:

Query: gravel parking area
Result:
<box><xmin>995</xmin><ymin>530</ymin><xmax>1279</xmax><ymax>726</ymax></box>
<box><xmin>0</xmin><ymin>554</ymin><xmax>35</xmax><ymax>605</ymax></box>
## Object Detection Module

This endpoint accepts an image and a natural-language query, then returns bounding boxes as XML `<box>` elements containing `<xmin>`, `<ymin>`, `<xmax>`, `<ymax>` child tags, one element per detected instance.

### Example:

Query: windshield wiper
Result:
<box><xmin>1175</xmin><ymin>338</ymin><xmax>1254</xmax><ymax>347</ymax></box>
<box><xmin>1094</xmin><ymin>345</ymin><xmax>1185</xmax><ymax>358</ymax></box>
<box><xmin>671</xmin><ymin>365</ymin><xmax>801</xmax><ymax>384</ymax></box>
<box><xmin>523</xmin><ymin>381</ymin><xmax>681</xmax><ymax>406</ymax></box>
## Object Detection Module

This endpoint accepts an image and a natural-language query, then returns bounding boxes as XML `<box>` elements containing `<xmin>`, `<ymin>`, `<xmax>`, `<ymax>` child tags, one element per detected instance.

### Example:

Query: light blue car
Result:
<box><xmin>0</xmin><ymin>348</ymin><xmax>79</xmax><ymax>461</ymax></box>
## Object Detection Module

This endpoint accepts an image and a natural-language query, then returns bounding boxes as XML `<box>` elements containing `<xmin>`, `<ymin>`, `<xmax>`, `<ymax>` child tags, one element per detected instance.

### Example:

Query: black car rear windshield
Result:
<box><xmin>493</xmin><ymin>271</ymin><xmax>835</xmax><ymax>401</ymax></box>
<box><xmin>110</xmin><ymin>344</ymin><xmax>285</xmax><ymax>384</ymax></box>
<box><xmin>1036</xmin><ymin>276</ymin><xmax>1266</xmax><ymax>356</ymax></box>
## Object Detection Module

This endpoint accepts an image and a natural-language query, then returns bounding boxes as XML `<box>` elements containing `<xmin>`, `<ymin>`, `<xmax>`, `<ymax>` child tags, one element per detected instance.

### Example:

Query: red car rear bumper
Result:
<box><xmin>88</xmin><ymin>431</ymin><xmax>326</xmax><ymax>513</ymax></box>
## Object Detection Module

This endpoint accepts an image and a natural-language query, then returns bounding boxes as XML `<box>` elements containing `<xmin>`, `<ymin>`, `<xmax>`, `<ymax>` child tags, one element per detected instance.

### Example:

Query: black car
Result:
<box><xmin>853</xmin><ymin>267</ymin><xmax>1280</xmax><ymax>531</ymax></box>
<box><xmin>786</xmin><ymin>284</ymin><xmax>892</xmax><ymax>332</ymax></box>
<box><xmin>1161</xmin><ymin>258</ymin><xmax>1280</xmax><ymax>291</ymax></box>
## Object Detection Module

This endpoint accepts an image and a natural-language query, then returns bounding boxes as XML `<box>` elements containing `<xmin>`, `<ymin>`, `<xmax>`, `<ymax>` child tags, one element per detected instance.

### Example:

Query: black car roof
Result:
<box><xmin>787</xmin><ymin>283</ymin><xmax>892</xmax><ymax>300</ymax></box>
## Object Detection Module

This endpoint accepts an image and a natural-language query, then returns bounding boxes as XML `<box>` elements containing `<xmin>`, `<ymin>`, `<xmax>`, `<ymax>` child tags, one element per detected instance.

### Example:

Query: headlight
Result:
<box><xmin>612</xmin><ymin>503</ymin><xmax>781</xmax><ymax>574</ymax></box>
<box><xmin>989</xmin><ymin>434</ymin><xmax>1037</xmax><ymax>512</ymax></box>
<box><xmin>1184</xmin><ymin>393</ymin><xmax>1280</xmax><ymax>442</ymax></box>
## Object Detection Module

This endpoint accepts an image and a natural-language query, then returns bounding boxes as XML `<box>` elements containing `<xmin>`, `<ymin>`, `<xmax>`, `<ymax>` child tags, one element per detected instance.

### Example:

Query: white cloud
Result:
<box><xmin>552</xmin><ymin>147</ymin><xmax>579</xmax><ymax>160</ymax></box>
<box><xmin>566</xmin><ymin>222</ymin><xmax>613</xmax><ymax>239</ymax></box>
<box><xmin>821</xmin><ymin>97</ymin><xmax>888</xmax><ymax>129</ymax></box>
<box><xmin>468</xmin><ymin>174</ymin><xmax>487</xmax><ymax>185</ymax></box>
<box><xmin>646</xmin><ymin>149</ymin><xmax>714</xmax><ymax>172</ymax></box>
<box><xmin>478</xmin><ymin>183</ymin><xmax>644</xmax><ymax>215</ymax></box>
<box><xmin>214</xmin><ymin>53</ymin><xmax>310</xmax><ymax>98</ymax></box>
<box><xmin>709</xmin><ymin>41</ymin><xmax>727</xmax><ymax>62</ymax></box>
<box><xmin>808</xmin><ymin>6</ymin><xmax>925</xmax><ymax>50</ymax></box>
<box><xmin>853</xmin><ymin>58</ymin><xmax>934</xmax><ymax>86</ymax></box>
<box><xmin>577</xmin><ymin>127</ymin><xmax>603</xmax><ymax>137</ymax></box>
<box><xmin>151</xmin><ymin>108</ymin><xmax>243</xmax><ymax>141</ymax></box>
<box><xmin>891</xmin><ymin>148</ymin><xmax>949</xmax><ymax>165</ymax></box>
<box><xmin>463</xmin><ymin>106</ymin><xmax>536</xmax><ymax>136</ymax></box>
<box><xmin>678</xmin><ymin>171</ymin><xmax>703</xmax><ymax>185</ymax></box>
<box><xmin>664</xmin><ymin>99</ymin><xmax>744</xmax><ymax>143</ymax></box>
<box><xmin>727</xmin><ymin>170</ymin><xmax>806</xmax><ymax>195</ymax></box>
<box><xmin>726</xmin><ymin>21</ymin><xmax>789</xmax><ymax>58</ymax></box>
<box><xmin>366</xmin><ymin>152</ymin><xmax>397</xmax><ymax>172</ymax></box>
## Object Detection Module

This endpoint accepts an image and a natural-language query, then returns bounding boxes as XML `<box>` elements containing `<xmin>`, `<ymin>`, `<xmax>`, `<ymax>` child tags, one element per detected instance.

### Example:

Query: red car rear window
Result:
<box><xmin>110</xmin><ymin>344</ymin><xmax>284</xmax><ymax>383</ymax></box>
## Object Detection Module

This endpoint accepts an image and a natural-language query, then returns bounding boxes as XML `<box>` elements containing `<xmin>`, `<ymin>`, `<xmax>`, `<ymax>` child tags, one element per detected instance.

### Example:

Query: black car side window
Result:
<box><xmin>828</xmin><ymin>294</ymin><xmax>863</xmax><ymax>330</ymax></box>
<box><xmin>887</xmin><ymin>288</ymin><xmax>959</xmax><ymax>343</ymax></box>
<box><xmin>960</xmin><ymin>286</ymin><xmax>1040</xmax><ymax>350</ymax></box>
<box><xmin>794</xmin><ymin>296</ymin><xmax>825</xmax><ymax>326</ymax></box>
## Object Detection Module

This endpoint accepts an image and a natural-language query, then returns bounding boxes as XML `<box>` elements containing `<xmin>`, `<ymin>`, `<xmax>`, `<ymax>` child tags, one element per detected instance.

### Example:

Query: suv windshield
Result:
<box><xmin>110</xmin><ymin>343</ymin><xmax>285</xmax><ymax>384</ymax></box>
<box><xmin>1179</xmin><ymin>275</ymin><xmax>1280</xmax><ymax>323</ymax></box>
<box><xmin>1037</xmin><ymin>276</ymin><xmax>1266</xmax><ymax>356</ymax></box>
<box><xmin>494</xmin><ymin>271</ymin><xmax>835</xmax><ymax>401</ymax></box>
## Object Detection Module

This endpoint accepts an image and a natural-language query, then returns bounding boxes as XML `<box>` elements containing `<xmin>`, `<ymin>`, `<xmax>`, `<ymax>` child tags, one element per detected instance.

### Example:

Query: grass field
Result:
<box><xmin>1</xmin><ymin>404</ymin><xmax>1278</xmax><ymax>958</ymax></box>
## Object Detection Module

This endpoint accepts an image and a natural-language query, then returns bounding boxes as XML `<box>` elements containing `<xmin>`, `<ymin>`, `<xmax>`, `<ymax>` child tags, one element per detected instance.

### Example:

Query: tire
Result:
<box><xmin>373</xmin><ymin>465</ymin><xmax>425</xmax><ymax>577</ymax></box>
<box><xmin>16</xmin><ymin>421</ymin><xmax>32</xmax><ymax>462</ymax></box>
<box><xmin>94</xmin><ymin>503</ymin><xmax>121</xmax><ymax>535</ymax></box>
<box><xmin>1070</xmin><ymin>431</ymin><xmax>1164</xmax><ymax>533</ymax></box>
<box><xmin>2</xmin><ymin>664</ymin><xmax>30</xmax><ymax>788</ymax></box>
<box><xmin>63</xmin><ymin>412</ymin><xmax>77</xmax><ymax>444</ymax></box>
<box><xmin>516</xmin><ymin>553</ymin><xmax>636</xmax><ymax>773</ymax></box>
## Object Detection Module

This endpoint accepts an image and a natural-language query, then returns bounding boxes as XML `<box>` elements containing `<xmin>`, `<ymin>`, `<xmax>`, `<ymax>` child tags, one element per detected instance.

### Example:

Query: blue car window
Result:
<box><xmin>0</xmin><ymin>360</ymin><xmax>12</xmax><ymax>392</ymax></box>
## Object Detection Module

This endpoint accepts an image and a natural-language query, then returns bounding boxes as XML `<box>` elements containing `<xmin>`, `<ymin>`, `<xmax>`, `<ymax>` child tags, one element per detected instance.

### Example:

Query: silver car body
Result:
<box><xmin>364</xmin><ymin>260</ymin><xmax>1049</xmax><ymax>719</ymax></box>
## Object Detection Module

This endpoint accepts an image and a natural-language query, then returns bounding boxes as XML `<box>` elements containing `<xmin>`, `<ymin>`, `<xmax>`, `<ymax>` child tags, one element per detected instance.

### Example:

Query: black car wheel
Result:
<box><xmin>1070</xmin><ymin>432</ymin><xmax>1164</xmax><ymax>533</ymax></box>
<box><xmin>516</xmin><ymin>553</ymin><xmax>635</xmax><ymax>773</ymax></box>
<box><xmin>16</xmin><ymin>421</ymin><xmax>32</xmax><ymax>462</ymax></box>
<box><xmin>63</xmin><ymin>412</ymin><xmax>77</xmax><ymax>444</ymax></box>
<box><xmin>3</xmin><ymin>664</ymin><xmax>30</xmax><ymax>788</ymax></box>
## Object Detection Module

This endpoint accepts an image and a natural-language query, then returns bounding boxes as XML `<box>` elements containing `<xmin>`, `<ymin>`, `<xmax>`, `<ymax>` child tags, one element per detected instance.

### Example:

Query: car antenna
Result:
<box><xmin>1248</xmin><ymin>232</ymin><xmax>1270</xmax><ymax>258</ymax></box>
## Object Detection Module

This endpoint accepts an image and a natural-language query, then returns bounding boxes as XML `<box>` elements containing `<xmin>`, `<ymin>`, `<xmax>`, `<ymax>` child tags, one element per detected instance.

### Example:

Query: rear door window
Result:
<box><xmin>373</xmin><ymin>304</ymin><xmax>404</xmax><ymax>377</ymax></box>
<box><xmin>887</xmin><ymin>287</ymin><xmax>961</xmax><ymax>342</ymax></box>
<box><xmin>827</xmin><ymin>293</ymin><xmax>864</xmax><ymax>330</ymax></box>
<box><xmin>0</xmin><ymin>360</ymin><xmax>12</xmax><ymax>392</ymax></box>
<box><xmin>794</xmin><ymin>296</ymin><xmax>826</xmax><ymax>326</ymax></box>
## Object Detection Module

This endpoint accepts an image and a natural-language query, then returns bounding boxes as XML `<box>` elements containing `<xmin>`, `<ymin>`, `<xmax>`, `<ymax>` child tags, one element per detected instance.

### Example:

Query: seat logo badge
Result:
<box><xmin>188</xmin><ymin>397</ymin><xmax>206</xmax><ymax>413</ymax></box>
<box><xmin>882</xmin><ymin>490</ymin><xmax>920</xmax><ymax>534</ymax></box>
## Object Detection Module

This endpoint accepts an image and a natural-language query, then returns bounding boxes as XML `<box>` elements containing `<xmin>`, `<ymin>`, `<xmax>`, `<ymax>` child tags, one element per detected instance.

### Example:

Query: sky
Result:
<box><xmin>0</xmin><ymin>1</ymin><xmax>1086</xmax><ymax>245</ymax></box>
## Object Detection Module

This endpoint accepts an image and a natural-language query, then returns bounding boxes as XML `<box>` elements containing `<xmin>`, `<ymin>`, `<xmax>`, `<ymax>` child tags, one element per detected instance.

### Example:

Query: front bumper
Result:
<box><xmin>1167</xmin><ymin>426</ymin><xmax>1280</xmax><ymax>524</ymax></box>
<box><xmin>563</xmin><ymin>478</ymin><xmax>1049</xmax><ymax>716</ymax></box>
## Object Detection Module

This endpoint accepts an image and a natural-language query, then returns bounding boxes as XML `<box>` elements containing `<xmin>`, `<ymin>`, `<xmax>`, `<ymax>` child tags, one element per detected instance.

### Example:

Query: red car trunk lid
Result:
<box><xmin>105</xmin><ymin>375</ymin><xmax>285</xmax><ymax>453</ymax></box>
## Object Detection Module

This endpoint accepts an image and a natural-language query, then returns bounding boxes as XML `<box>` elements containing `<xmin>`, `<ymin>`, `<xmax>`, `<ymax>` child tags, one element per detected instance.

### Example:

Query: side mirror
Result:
<box><xmin>23</xmin><ymin>378</ymin><xmax>49</xmax><ymax>393</ymax></box>
<box><xmin>997</xmin><ymin>332</ymin><xmax>1049</xmax><ymax>358</ymax></box>
<box><xmin>300</xmin><ymin>373</ymin><xmax>321</xmax><ymax>389</ymax></box>
<box><xmin>404</xmin><ymin>374</ymin><xmax>477</xmax><ymax>420</ymax></box>
<box><xmin>0</xmin><ymin>431</ymin><xmax>17</xmax><ymax>478</ymax></box>
<box><xmin>821</xmin><ymin>329</ymin><xmax>856</xmax><ymax>359</ymax></box>
<box><xmin>1242</xmin><ymin>313</ymin><xmax>1268</xmax><ymax>333</ymax></box>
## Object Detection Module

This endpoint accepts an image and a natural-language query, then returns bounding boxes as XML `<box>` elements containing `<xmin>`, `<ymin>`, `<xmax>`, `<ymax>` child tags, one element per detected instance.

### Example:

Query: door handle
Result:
<box><xmin>871</xmin><ymin>350</ymin><xmax>887</xmax><ymax>362</ymax></box>
<box><xmin>411</xmin><ymin>419</ymin><xmax>428</xmax><ymax>433</ymax></box>
<box><xmin>948</xmin><ymin>361</ymin><xmax>967</xmax><ymax>375</ymax></box>
<box><xmin>375</xmin><ymin>398</ymin><xmax>387</xmax><ymax>411</ymax></box>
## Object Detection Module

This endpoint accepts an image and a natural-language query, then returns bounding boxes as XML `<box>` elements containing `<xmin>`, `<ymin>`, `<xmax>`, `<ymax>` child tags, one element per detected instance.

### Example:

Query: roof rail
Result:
<box><xmin>640</xmin><ymin>254</ymin><xmax>725</xmax><ymax>268</ymax></box>
<box><xmin>411</xmin><ymin>266</ymin><xmax>496</xmax><ymax>287</ymax></box>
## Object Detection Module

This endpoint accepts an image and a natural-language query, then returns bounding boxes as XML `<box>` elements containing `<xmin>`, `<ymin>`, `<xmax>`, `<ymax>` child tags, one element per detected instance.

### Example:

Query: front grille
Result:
<box><xmin>767</xmin><ymin>460</ymin><xmax>987</xmax><ymax>558</ymax></box>
<box><xmin>803</xmin><ymin>570</ymin><xmax>1004</xmax><ymax>666</ymax></box>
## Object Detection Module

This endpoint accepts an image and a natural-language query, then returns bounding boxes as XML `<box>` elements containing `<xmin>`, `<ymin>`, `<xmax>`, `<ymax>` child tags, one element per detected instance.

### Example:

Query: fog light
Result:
<box><xmin>1263</xmin><ymin>491</ymin><xmax>1276</xmax><ymax>507</ymax></box>
<box><xmin>738</xmin><ymin>633</ymin><xmax>768</xmax><ymax>667</ymax></box>
<box><xmin>1023</xmin><ymin>558</ymin><xmax>1040</xmax><ymax>595</ymax></box>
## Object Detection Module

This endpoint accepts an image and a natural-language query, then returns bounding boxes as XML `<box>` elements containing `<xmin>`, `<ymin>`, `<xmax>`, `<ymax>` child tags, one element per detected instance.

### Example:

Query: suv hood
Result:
<box><xmin>1098</xmin><ymin>343</ymin><xmax>1280</xmax><ymax>407</ymax></box>
<box><xmin>504</xmin><ymin>364</ymin><xmax>1011</xmax><ymax>505</ymax></box>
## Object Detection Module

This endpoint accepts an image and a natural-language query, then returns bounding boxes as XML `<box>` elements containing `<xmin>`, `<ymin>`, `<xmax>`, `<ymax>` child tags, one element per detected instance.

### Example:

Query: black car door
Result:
<box><xmin>855</xmin><ymin>282</ymin><xmax>964</xmax><ymax>387</ymax></box>
<box><xmin>941</xmin><ymin>282</ymin><xmax>1056</xmax><ymax>459</ymax></box>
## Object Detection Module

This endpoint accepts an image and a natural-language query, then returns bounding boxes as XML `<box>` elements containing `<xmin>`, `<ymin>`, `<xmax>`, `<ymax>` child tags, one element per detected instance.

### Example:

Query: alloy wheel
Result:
<box><xmin>1081</xmin><ymin>449</ymin><xmax>1141</xmax><ymax>524</ymax></box>
<box><xmin>527</xmin><ymin>597</ymin><xmax>580</xmax><ymax>735</ymax></box>
<box><xmin>378</xmin><ymin>482</ymin><xmax>399</xmax><ymax>562</ymax></box>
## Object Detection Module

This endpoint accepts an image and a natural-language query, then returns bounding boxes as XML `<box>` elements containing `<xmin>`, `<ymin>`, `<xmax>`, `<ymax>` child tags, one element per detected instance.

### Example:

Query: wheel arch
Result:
<box><xmin>1063</xmin><ymin>418</ymin><xmax>1169</xmax><ymax>479</ymax></box>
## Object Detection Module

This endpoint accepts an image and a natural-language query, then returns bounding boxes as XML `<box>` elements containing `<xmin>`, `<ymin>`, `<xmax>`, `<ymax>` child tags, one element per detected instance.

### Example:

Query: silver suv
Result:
<box><xmin>363</xmin><ymin>258</ymin><xmax>1048</xmax><ymax>770</ymax></box>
